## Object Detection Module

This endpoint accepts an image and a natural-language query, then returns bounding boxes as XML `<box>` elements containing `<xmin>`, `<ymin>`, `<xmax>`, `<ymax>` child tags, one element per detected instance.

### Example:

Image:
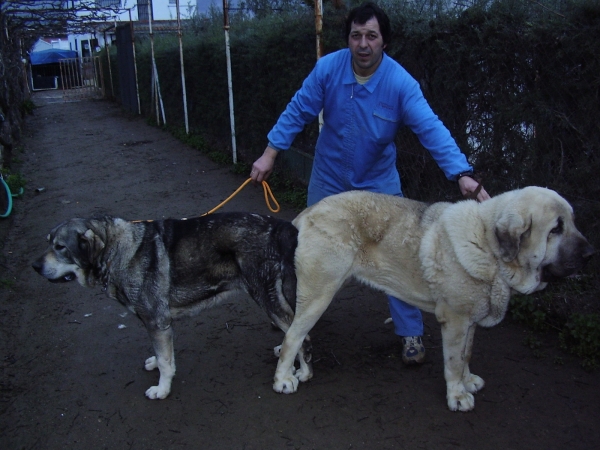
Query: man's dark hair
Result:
<box><xmin>345</xmin><ymin>2</ymin><xmax>391</xmax><ymax>46</ymax></box>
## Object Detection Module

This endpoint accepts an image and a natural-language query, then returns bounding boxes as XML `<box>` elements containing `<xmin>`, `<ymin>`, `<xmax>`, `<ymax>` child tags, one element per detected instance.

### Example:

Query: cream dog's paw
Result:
<box><xmin>273</xmin><ymin>371</ymin><xmax>299</xmax><ymax>394</ymax></box>
<box><xmin>447</xmin><ymin>382</ymin><xmax>475</xmax><ymax>412</ymax></box>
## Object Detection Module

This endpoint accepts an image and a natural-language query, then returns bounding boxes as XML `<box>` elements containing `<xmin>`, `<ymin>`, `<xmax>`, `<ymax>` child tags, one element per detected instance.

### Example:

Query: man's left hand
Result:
<box><xmin>458</xmin><ymin>176</ymin><xmax>491</xmax><ymax>202</ymax></box>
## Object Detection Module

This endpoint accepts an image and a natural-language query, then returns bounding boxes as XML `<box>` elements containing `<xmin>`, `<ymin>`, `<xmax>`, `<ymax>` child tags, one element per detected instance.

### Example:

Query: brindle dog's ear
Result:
<box><xmin>494</xmin><ymin>212</ymin><xmax>532</xmax><ymax>262</ymax></box>
<box><xmin>80</xmin><ymin>229</ymin><xmax>105</xmax><ymax>264</ymax></box>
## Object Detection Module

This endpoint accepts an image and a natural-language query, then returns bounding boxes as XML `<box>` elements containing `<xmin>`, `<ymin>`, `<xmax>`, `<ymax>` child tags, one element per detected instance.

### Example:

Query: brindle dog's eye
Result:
<box><xmin>55</xmin><ymin>244</ymin><xmax>66</xmax><ymax>251</ymax></box>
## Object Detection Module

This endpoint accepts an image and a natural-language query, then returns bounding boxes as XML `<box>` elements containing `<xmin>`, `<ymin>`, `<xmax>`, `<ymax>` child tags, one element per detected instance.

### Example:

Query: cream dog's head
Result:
<box><xmin>489</xmin><ymin>187</ymin><xmax>594</xmax><ymax>294</ymax></box>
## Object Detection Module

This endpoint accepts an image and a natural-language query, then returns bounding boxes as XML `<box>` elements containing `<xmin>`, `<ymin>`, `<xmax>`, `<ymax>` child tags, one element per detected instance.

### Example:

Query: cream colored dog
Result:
<box><xmin>273</xmin><ymin>187</ymin><xmax>594</xmax><ymax>411</ymax></box>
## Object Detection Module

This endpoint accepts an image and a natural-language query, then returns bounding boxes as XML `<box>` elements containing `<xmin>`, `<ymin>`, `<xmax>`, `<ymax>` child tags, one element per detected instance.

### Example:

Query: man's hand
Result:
<box><xmin>250</xmin><ymin>146</ymin><xmax>278</xmax><ymax>183</ymax></box>
<box><xmin>458</xmin><ymin>176</ymin><xmax>491</xmax><ymax>202</ymax></box>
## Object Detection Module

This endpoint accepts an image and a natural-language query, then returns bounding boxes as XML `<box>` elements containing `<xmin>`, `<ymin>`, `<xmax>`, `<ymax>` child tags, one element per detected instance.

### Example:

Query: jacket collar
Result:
<box><xmin>342</xmin><ymin>49</ymin><xmax>387</xmax><ymax>93</ymax></box>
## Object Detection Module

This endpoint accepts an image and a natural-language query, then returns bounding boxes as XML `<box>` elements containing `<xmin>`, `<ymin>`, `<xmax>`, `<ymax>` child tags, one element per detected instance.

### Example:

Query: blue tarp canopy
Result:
<box><xmin>30</xmin><ymin>49</ymin><xmax>77</xmax><ymax>65</ymax></box>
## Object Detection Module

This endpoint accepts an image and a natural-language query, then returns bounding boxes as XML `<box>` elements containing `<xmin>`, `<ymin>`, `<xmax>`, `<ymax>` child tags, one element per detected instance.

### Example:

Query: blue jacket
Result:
<box><xmin>267</xmin><ymin>49</ymin><xmax>472</xmax><ymax>195</ymax></box>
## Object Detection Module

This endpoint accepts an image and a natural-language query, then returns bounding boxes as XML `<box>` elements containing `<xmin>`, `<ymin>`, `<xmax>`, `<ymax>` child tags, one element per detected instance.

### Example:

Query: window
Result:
<box><xmin>96</xmin><ymin>0</ymin><xmax>120</xmax><ymax>7</ymax></box>
<box><xmin>138</xmin><ymin>0</ymin><xmax>149</xmax><ymax>21</ymax></box>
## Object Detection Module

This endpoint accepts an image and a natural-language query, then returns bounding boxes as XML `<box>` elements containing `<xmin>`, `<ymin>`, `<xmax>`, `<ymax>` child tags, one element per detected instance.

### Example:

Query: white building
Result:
<box><xmin>28</xmin><ymin>0</ymin><xmax>238</xmax><ymax>91</ymax></box>
<box><xmin>32</xmin><ymin>0</ymin><xmax>236</xmax><ymax>59</ymax></box>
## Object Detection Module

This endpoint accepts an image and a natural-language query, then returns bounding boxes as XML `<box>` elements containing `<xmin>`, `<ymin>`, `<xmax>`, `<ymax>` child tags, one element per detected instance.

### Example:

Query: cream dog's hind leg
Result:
<box><xmin>271</xmin><ymin>318</ymin><xmax>312</xmax><ymax>382</ymax></box>
<box><xmin>272</xmin><ymin>291</ymin><xmax>336</xmax><ymax>393</ymax></box>
<box><xmin>273</xmin><ymin>254</ymin><xmax>350</xmax><ymax>393</ymax></box>
<box><xmin>274</xmin><ymin>214</ymin><xmax>360</xmax><ymax>393</ymax></box>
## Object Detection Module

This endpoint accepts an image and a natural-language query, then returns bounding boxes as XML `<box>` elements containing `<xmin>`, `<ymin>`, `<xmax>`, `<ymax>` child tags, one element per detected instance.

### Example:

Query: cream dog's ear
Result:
<box><xmin>80</xmin><ymin>228</ymin><xmax>106</xmax><ymax>264</ymax></box>
<box><xmin>494</xmin><ymin>212</ymin><xmax>531</xmax><ymax>262</ymax></box>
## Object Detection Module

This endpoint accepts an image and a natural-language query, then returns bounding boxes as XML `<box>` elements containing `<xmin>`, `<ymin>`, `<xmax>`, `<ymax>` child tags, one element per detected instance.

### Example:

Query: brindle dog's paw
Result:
<box><xmin>145</xmin><ymin>385</ymin><xmax>170</xmax><ymax>400</ymax></box>
<box><xmin>294</xmin><ymin>364</ymin><xmax>313</xmax><ymax>382</ymax></box>
<box><xmin>144</xmin><ymin>356</ymin><xmax>158</xmax><ymax>371</ymax></box>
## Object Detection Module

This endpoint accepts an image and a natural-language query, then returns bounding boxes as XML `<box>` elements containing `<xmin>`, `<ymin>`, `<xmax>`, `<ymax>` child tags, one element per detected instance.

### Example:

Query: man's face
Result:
<box><xmin>348</xmin><ymin>16</ymin><xmax>386</xmax><ymax>77</ymax></box>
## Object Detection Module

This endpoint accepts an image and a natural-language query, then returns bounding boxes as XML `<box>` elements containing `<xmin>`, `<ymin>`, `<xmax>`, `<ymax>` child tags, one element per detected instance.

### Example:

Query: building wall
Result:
<box><xmin>32</xmin><ymin>0</ymin><xmax>236</xmax><ymax>60</ymax></box>
<box><xmin>32</xmin><ymin>38</ymin><xmax>71</xmax><ymax>53</ymax></box>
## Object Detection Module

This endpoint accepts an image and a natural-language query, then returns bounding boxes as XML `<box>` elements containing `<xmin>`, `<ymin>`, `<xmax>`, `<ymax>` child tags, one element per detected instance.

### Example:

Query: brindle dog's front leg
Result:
<box><xmin>144</xmin><ymin>326</ymin><xmax>175</xmax><ymax>399</ymax></box>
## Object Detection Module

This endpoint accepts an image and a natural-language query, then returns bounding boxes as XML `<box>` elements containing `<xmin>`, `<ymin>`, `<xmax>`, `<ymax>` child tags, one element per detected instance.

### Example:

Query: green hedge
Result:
<box><xmin>102</xmin><ymin>0</ymin><xmax>600</xmax><ymax>319</ymax></box>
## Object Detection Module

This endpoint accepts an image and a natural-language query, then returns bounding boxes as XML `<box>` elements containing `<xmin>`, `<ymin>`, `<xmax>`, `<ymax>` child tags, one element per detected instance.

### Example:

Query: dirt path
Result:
<box><xmin>1</xmin><ymin>92</ymin><xmax>599</xmax><ymax>449</ymax></box>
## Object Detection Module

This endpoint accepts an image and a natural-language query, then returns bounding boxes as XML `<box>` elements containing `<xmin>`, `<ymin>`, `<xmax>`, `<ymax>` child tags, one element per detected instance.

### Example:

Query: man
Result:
<box><xmin>250</xmin><ymin>2</ymin><xmax>490</xmax><ymax>365</ymax></box>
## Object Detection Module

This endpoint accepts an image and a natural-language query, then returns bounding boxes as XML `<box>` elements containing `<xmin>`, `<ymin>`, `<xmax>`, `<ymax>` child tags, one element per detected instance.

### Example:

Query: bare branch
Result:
<box><xmin>2</xmin><ymin>0</ymin><xmax>130</xmax><ymax>38</ymax></box>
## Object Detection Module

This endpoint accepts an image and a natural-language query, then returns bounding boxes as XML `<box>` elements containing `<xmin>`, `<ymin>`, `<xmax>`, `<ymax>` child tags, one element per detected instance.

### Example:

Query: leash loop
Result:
<box><xmin>260</xmin><ymin>179</ymin><xmax>280</xmax><ymax>214</ymax></box>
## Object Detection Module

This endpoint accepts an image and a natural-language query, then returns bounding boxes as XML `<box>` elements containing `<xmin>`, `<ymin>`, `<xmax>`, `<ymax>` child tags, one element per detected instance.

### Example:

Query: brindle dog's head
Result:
<box><xmin>32</xmin><ymin>218</ymin><xmax>107</xmax><ymax>287</ymax></box>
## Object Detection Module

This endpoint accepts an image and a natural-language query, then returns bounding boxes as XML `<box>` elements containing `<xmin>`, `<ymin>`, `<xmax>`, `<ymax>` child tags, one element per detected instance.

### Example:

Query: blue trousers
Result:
<box><xmin>307</xmin><ymin>179</ymin><xmax>423</xmax><ymax>337</ymax></box>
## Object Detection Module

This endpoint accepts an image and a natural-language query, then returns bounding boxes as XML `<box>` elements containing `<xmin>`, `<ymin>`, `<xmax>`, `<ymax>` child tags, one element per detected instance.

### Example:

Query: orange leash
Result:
<box><xmin>132</xmin><ymin>178</ymin><xmax>279</xmax><ymax>223</ymax></box>
<box><xmin>201</xmin><ymin>178</ymin><xmax>280</xmax><ymax>216</ymax></box>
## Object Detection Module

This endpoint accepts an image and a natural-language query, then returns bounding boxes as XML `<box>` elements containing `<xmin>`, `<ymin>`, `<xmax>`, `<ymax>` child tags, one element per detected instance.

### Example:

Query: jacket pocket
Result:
<box><xmin>372</xmin><ymin>104</ymin><xmax>400</xmax><ymax>144</ymax></box>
